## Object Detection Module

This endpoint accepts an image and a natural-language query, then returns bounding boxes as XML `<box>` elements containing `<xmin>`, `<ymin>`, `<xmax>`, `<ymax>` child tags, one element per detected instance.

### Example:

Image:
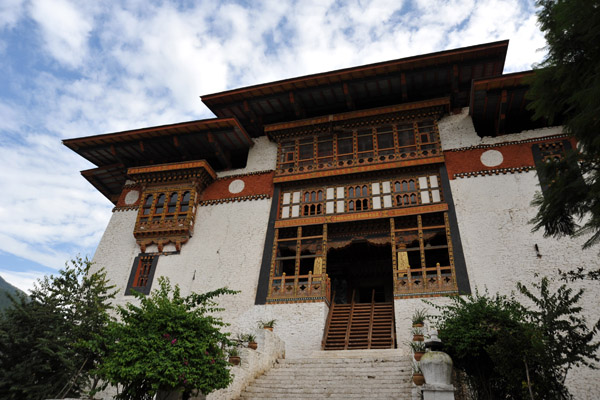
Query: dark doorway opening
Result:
<box><xmin>327</xmin><ymin>220</ymin><xmax>394</xmax><ymax>304</ymax></box>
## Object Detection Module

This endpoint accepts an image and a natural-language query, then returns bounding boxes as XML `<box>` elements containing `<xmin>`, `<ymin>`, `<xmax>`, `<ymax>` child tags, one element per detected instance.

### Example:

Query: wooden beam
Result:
<box><xmin>207</xmin><ymin>132</ymin><xmax>232</xmax><ymax>169</ymax></box>
<box><xmin>343</xmin><ymin>83</ymin><xmax>355</xmax><ymax>110</ymax></box>
<box><xmin>496</xmin><ymin>89</ymin><xmax>508</xmax><ymax>136</ymax></box>
<box><xmin>400</xmin><ymin>73</ymin><xmax>408</xmax><ymax>101</ymax></box>
<box><xmin>451</xmin><ymin>64</ymin><xmax>460</xmax><ymax>109</ymax></box>
<box><xmin>289</xmin><ymin>91</ymin><xmax>305</xmax><ymax>118</ymax></box>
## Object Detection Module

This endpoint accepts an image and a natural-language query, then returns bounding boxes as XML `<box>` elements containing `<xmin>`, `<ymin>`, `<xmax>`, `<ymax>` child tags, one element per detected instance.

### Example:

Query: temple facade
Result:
<box><xmin>64</xmin><ymin>40</ymin><xmax>599</xmax><ymax>398</ymax></box>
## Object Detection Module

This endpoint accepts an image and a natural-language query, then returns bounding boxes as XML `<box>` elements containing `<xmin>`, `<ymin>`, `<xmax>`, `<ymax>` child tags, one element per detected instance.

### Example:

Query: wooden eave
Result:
<box><xmin>65</xmin><ymin>118</ymin><xmax>252</xmax><ymax>204</ymax></box>
<box><xmin>265</xmin><ymin>97</ymin><xmax>451</xmax><ymax>138</ymax></box>
<box><xmin>469</xmin><ymin>70</ymin><xmax>554</xmax><ymax>137</ymax></box>
<box><xmin>62</xmin><ymin>118</ymin><xmax>253</xmax><ymax>169</ymax></box>
<box><xmin>80</xmin><ymin>164</ymin><xmax>126</xmax><ymax>204</ymax></box>
<box><xmin>201</xmin><ymin>40</ymin><xmax>509</xmax><ymax>137</ymax></box>
<box><xmin>127</xmin><ymin>160</ymin><xmax>217</xmax><ymax>183</ymax></box>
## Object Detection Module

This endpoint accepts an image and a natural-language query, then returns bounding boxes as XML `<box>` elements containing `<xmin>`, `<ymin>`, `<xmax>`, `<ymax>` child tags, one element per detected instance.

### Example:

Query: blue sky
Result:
<box><xmin>0</xmin><ymin>0</ymin><xmax>546</xmax><ymax>293</ymax></box>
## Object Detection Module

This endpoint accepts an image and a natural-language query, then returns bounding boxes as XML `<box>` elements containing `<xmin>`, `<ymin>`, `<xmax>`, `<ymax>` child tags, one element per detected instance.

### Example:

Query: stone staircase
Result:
<box><xmin>238</xmin><ymin>349</ymin><xmax>413</xmax><ymax>399</ymax></box>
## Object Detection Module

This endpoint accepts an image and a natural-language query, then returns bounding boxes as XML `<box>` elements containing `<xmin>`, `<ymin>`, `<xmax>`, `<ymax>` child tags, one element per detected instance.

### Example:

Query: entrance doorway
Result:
<box><xmin>322</xmin><ymin>219</ymin><xmax>396</xmax><ymax>350</ymax></box>
<box><xmin>327</xmin><ymin>219</ymin><xmax>394</xmax><ymax>303</ymax></box>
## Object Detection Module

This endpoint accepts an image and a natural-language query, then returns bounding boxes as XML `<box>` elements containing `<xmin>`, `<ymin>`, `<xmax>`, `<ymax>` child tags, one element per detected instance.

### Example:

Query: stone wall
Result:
<box><xmin>207</xmin><ymin>329</ymin><xmax>285</xmax><ymax>400</ymax></box>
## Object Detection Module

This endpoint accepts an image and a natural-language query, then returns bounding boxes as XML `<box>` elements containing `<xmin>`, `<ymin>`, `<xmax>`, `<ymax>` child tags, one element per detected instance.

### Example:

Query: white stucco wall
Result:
<box><xmin>438</xmin><ymin>107</ymin><xmax>565</xmax><ymax>150</ymax></box>
<box><xmin>438</xmin><ymin>111</ymin><xmax>600</xmax><ymax>399</ymax></box>
<box><xmin>92</xmin><ymin>209</ymin><xmax>140</xmax><ymax>299</ymax></box>
<box><xmin>217</xmin><ymin>136</ymin><xmax>277</xmax><ymax>178</ymax></box>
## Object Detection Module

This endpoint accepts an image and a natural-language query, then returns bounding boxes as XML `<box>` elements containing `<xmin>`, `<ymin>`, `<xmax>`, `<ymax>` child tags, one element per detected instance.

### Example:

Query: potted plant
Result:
<box><xmin>409</xmin><ymin>340</ymin><xmax>426</xmax><ymax>361</ymax></box>
<box><xmin>234</xmin><ymin>333</ymin><xmax>246</xmax><ymax>346</ymax></box>
<box><xmin>228</xmin><ymin>347</ymin><xmax>241</xmax><ymax>365</ymax></box>
<box><xmin>412</xmin><ymin>363</ymin><xmax>425</xmax><ymax>386</ymax></box>
<box><xmin>412</xmin><ymin>327</ymin><xmax>424</xmax><ymax>342</ymax></box>
<box><xmin>259</xmin><ymin>319</ymin><xmax>277</xmax><ymax>331</ymax></box>
<box><xmin>411</xmin><ymin>309</ymin><xmax>428</xmax><ymax>327</ymax></box>
<box><xmin>245</xmin><ymin>334</ymin><xmax>258</xmax><ymax>350</ymax></box>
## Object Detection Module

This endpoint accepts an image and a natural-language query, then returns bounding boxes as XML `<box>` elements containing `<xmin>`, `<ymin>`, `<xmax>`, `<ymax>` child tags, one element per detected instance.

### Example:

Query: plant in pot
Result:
<box><xmin>411</xmin><ymin>309</ymin><xmax>428</xmax><ymax>328</ymax></box>
<box><xmin>228</xmin><ymin>347</ymin><xmax>241</xmax><ymax>366</ymax></box>
<box><xmin>409</xmin><ymin>340</ymin><xmax>426</xmax><ymax>361</ymax></box>
<box><xmin>411</xmin><ymin>327</ymin><xmax>425</xmax><ymax>342</ymax></box>
<box><xmin>258</xmin><ymin>319</ymin><xmax>277</xmax><ymax>331</ymax></box>
<box><xmin>412</xmin><ymin>362</ymin><xmax>425</xmax><ymax>386</ymax></box>
<box><xmin>245</xmin><ymin>334</ymin><xmax>258</xmax><ymax>350</ymax></box>
<box><xmin>234</xmin><ymin>333</ymin><xmax>246</xmax><ymax>346</ymax></box>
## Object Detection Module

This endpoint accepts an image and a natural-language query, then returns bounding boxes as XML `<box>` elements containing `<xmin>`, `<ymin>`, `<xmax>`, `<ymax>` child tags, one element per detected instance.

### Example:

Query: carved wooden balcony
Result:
<box><xmin>267</xmin><ymin>272</ymin><xmax>331</xmax><ymax>304</ymax></box>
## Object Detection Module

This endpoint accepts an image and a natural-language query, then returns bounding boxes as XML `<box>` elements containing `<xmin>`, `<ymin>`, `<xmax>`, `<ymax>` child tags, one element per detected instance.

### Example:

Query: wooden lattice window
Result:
<box><xmin>275</xmin><ymin>118</ymin><xmax>441</xmax><ymax>174</ymax></box>
<box><xmin>348</xmin><ymin>184</ymin><xmax>369</xmax><ymax>212</ymax></box>
<box><xmin>280</xmin><ymin>174</ymin><xmax>442</xmax><ymax>220</ymax></box>
<box><xmin>126</xmin><ymin>254</ymin><xmax>159</xmax><ymax>295</ymax></box>
<box><xmin>394</xmin><ymin>179</ymin><xmax>418</xmax><ymax>207</ymax></box>
<box><xmin>273</xmin><ymin>225</ymin><xmax>324</xmax><ymax>277</ymax></box>
<box><xmin>393</xmin><ymin>212</ymin><xmax>457</xmax><ymax>296</ymax></box>
<box><xmin>138</xmin><ymin>188</ymin><xmax>194</xmax><ymax>223</ymax></box>
<box><xmin>532</xmin><ymin>140</ymin><xmax>575</xmax><ymax>193</ymax></box>
<box><xmin>302</xmin><ymin>190</ymin><xmax>324</xmax><ymax>216</ymax></box>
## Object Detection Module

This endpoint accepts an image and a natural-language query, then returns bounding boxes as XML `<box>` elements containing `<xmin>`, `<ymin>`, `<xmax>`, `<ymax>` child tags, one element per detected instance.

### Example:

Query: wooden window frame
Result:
<box><xmin>126</xmin><ymin>254</ymin><xmax>159</xmax><ymax>295</ymax></box>
<box><xmin>275</xmin><ymin>118</ymin><xmax>441</xmax><ymax>174</ymax></box>
<box><xmin>391</xmin><ymin>212</ymin><xmax>457</xmax><ymax>296</ymax></box>
<box><xmin>532</xmin><ymin>140</ymin><xmax>575</xmax><ymax>194</ymax></box>
<box><xmin>137</xmin><ymin>188</ymin><xmax>195</xmax><ymax>224</ymax></box>
<box><xmin>272</xmin><ymin>225</ymin><xmax>325</xmax><ymax>277</ymax></box>
<box><xmin>279</xmin><ymin>173</ymin><xmax>443</xmax><ymax>219</ymax></box>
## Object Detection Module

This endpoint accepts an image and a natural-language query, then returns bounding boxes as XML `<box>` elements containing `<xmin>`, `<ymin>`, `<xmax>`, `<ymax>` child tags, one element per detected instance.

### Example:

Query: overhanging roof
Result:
<box><xmin>202</xmin><ymin>40</ymin><xmax>509</xmax><ymax>137</ymax></box>
<box><xmin>64</xmin><ymin>118</ymin><xmax>253</xmax><ymax>204</ymax></box>
<box><xmin>469</xmin><ymin>71</ymin><xmax>554</xmax><ymax>136</ymax></box>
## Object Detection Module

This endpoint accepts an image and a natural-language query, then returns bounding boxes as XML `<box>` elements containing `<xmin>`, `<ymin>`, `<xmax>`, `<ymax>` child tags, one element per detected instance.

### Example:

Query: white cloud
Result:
<box><xmin>0</xmin><ymin>0</ymin><xmax>26</xmax><ymax>29</ymax></box>
<box><xmin>0</xmin><ymin>132</ymin><xmax>111</xmax><ymax>270</ymax></box>
<box><xmin>28</xmin><ymin>0</ymin><xmax>95</xmax><ymax>68</ymax></box>
<box><xmin>0</xmin><ymin>269</ymin><xmax>44</xmax><ymax>294</ymax></box>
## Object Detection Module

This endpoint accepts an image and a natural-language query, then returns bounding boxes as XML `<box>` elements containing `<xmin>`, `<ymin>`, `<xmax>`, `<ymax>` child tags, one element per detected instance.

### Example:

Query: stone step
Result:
<box><xmin>276</xmin><ymin>357</ymin><xmax>410</xmax><ymax>368</ymax></box>
<box><xmin>255</xmin><ymin>373</ymin><xmax>409</xmax><ymax>380</ymax></box>
<box><xmin>250</xmin><ymin>381</ymin><xmax>410</xmax><ymax>388</ymax></box>
<box><xmin>240</xmin><ymin>392</ymin><xmax>412</xmax><ymax>400</ymax></box>
<box><xmin>238</xmin><ymin>351</ymin><xmax>412</xmax><ymax>400</ymax></box>
<box><xmin>243</xmin><ymin>386</ymin><xmax>411</xmax><ymax>395</ymax></box>
<box><xmin>265</xmin><ymin>368</ymin><xmax>409</xmax><ymax>376</ymax></box>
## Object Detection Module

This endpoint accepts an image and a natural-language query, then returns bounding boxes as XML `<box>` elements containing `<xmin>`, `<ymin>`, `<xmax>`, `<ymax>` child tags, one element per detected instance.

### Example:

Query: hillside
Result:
<box><xmin>0</xmin><ymin>275</ymin><xmax>26</xmax><ymax>311</ymax></box>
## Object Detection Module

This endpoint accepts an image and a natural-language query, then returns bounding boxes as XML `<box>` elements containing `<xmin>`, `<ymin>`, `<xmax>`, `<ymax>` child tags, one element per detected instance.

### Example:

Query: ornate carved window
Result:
<box><xmin>268</xmin><ymin>224</ymin><xmax>329</xmax><ymax>303</ymax></box>
<box><xmin>128</xmin><ymin>160</ymin><xmax>216</xmax><ymax>252</ymax></box>
<box><xmin>279</xmin><ymin>173</ymin><xmax>443</xmax><ymax>220</ymax></box>
<box><xmin>274</xmin><ymin>118</ymin><xmax>442</xmax><ymax>177</ymax></box>
<box><xmin>531</xmin><ymin>139</ymin><xmax>576</xmax><ymax>193</ymax></box>
<box><xmin>392</xmin><ymin>212</ymin><xmax>457</xmax><ymax>298</ymax></box>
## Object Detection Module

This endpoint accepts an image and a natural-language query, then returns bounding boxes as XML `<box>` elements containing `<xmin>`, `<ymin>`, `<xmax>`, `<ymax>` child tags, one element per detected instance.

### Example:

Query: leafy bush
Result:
<box><xmin>431</xmin><ymin>277</ymin><xmax>599</xmax><ymax>399</ymax></box>
<box><xmin>0</xmin><ymin>257</ymin><xmax>116</xmax><ymax>400</ymax></box>
<box><xmin>96</xmin><ymin>278</ymin><xmax>238</xmax><ymax>400</ymax></box>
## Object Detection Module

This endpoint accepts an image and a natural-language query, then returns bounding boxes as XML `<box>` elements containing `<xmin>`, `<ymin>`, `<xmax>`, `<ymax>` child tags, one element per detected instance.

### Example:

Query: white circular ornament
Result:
<box><xmin>228</xmin><ymin>179</ymin><xmax>245</xmax><ymax>194</ymax></box>
<box><xmin>124</xmin><ymin>189</ymin><xmax>140</xmax><ymax>205</ymax></box>
<box><xmin>480</xmin><ymin>150</ymin><xmax>503</xmax><ymax>167</ymax></box>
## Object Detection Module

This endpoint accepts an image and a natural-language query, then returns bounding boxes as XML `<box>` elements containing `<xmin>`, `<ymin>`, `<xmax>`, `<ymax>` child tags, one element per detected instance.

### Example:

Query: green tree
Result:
<box><xmin>96</xmin><ymin>278</ymin><xmax>237</xmax><ymax>400</ymax></box>
<box><xmin>432</xmin><ymin>277</ymin><xmax>599</xmax><ymax>399</ymax></box>
<box><xmin>527</xmin><ymin>0</ymin><xmax>600</xmax><ymax>253</ymax></box>
<box><xmin>0</xmin><ymin>257</ymin><xmax>117</xmax><ymax>400</ymax></box>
